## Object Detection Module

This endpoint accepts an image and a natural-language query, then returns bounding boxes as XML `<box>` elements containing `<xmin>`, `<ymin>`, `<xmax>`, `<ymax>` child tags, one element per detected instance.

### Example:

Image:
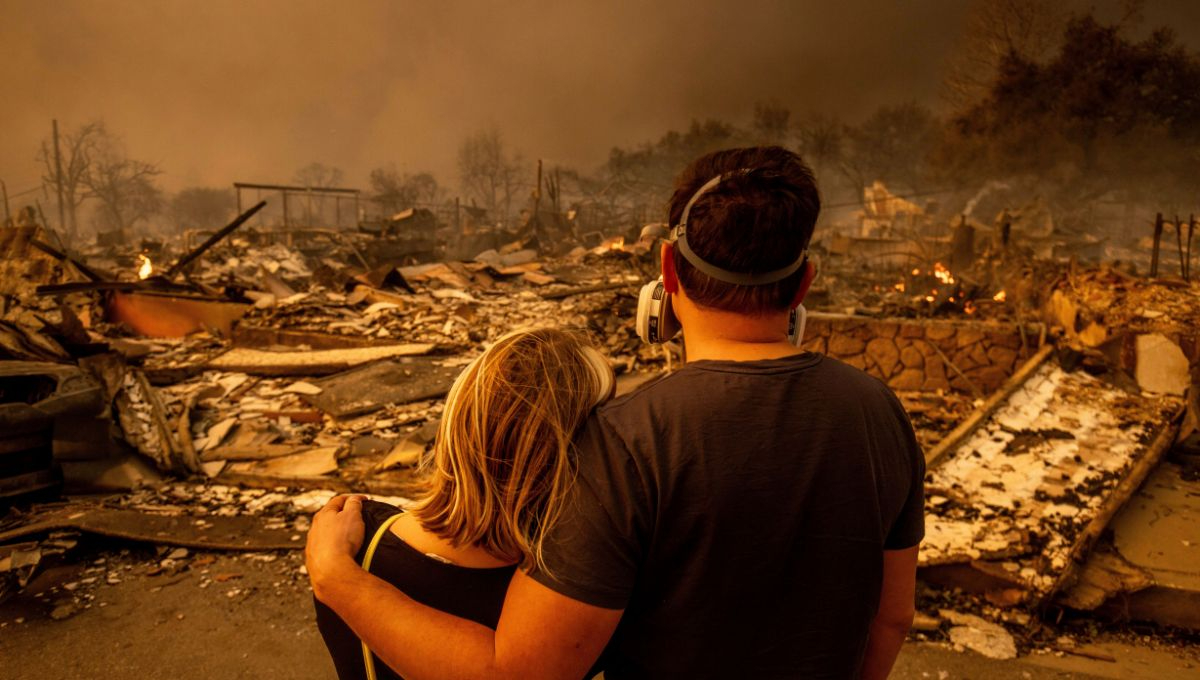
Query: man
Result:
<box><xmin>308</xmin><ymin>146</ymin><xmax>924</xmax><ymax>679</ymax></box>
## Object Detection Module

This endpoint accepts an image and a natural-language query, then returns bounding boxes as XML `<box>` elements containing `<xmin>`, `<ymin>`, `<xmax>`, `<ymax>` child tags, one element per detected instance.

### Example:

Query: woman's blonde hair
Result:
<box><xmin>409</xmin><ymin>327</ymin><xmax>614</xmax><ymax>573</ymax></box>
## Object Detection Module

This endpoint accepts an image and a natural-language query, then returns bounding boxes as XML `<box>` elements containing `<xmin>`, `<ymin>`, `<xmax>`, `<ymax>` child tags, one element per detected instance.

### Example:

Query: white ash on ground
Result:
<box><xmin>923</xmin><ymin>363</ymin><xmax>1181</xmax><ymax>581</ymax></box>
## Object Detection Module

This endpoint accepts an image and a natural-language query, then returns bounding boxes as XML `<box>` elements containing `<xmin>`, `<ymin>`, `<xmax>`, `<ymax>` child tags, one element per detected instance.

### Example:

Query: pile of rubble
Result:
<box><xmin>2</xmin><ymin>202</ymin><xmax>1199</xmax><ymax>664</ymax></box>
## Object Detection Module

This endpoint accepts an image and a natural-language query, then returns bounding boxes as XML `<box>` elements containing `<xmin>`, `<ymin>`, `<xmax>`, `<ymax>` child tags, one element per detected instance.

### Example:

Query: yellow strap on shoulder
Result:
<box><xmin>361</xmin><ymin>512</ymin><xmax>405</xmax><ymax>680</ymax></box>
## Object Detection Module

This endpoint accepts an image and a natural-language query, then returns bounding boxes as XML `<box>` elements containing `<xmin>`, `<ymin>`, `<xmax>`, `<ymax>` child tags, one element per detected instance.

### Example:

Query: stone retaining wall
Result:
<box><xmin>801</xmin><ymin>314</ymin><xmax>1039</xmax><ymax>394</ymax></box>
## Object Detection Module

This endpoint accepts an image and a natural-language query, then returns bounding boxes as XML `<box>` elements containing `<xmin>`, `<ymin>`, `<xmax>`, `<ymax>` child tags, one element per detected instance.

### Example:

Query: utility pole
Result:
<box><xmin>533</xmin><ymin>159</ymin><xmax>543</xmax><ymax>216</ymax></box>
<box><xmin>1</xmin><ymin>179</ymin><xmax>10</xmax><ymax>225</ymax></box>
<box><xmin>1150</xmin><ymin>213</ymin><xmax>1163</xmax><ymax>277</ymax></box>
<box><xmin>1176</xmin><ymin>214</ymin><xmax>1186</xmax><ymax>279</ymax></box>
<box><xmin>532</xmin><ymin>159</ymin><xmax>543</xmax><ymax>247</ymax></box>
<box><xmin>52</xmin><ymin>119</ymin><xmax>67</xmax><ymax>235</ymax></box>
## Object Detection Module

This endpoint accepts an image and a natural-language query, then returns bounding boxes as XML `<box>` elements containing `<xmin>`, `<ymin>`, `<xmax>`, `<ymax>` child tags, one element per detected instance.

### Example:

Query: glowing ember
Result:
<box><xmin>137</xmin><ymin>254</ymin><xmax>153</xmax><ymax>280</ymax></box>
<box><xmin>893</xmin><ymin>282</ymin><xmax>906</xmax><ymax>292</ymax></box>
<box><xmin>993</xmin><ymin>290</ymin><xmax>1007</xmax><ymax>302</ymax></box>
<box><xmin>595</xmin><ymin>235</ymin><xmax>626</xmax><ymax>252</ymax></box>
<box><xmin>964</xmin><ymin>301</ymin><xmax>978</xmax><ymax>315</ymax></box>
<box><xmin>911</xmin><ymin>268</ymin><xmax>921</xmax><ymax>276</ymax></box>
<box><xmin>924</xmin><ymin>295</ymin><xmax>935</xmax><ymax>303</ymax></box>
<box><xmin>932</xmin><ymin>262</ymin><xmax>955</xmax><ymax>285</ymax></box>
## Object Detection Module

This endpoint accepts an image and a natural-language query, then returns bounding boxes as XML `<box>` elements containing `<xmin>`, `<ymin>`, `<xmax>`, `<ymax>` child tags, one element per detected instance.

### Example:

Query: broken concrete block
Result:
<box><xmin>1135</xmin><ymin>334</ymin><xmax>1190</xmax><ymax>396</ymax></box>
<box><xmin>941</xmin><ymin>610</ymin><xmax>1017</xmax><ymax>659</ymax></box>
<box><xmin>1077</xmin><ymin>321</ymin><xmax>1108</xmax><ymax>347</ymax></box>
<box><xmin>1059</xmin><ymin>549</ymin><xmax>1153</xmax><ymax>610</ymax></box>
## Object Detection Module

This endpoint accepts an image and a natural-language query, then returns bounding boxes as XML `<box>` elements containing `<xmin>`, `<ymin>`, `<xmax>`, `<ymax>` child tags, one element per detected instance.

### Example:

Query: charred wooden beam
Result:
<box><xmin>1150</xmin><ymin>213</ymin><xmax>1163</xmax><ymax>277</ymax></box>
<box><xmin>924</xmin><ymin>343</ymin><xmax>1053</xmax><ymax>466</ymax></box>
<box><xmin>1186</xmin><ymin>214</ymin><xmax>1195</xmax><ymax>281</ymax></box>
<box><xmin>540</xmin><ymin>280</ymin><xmax>638</xmax><ymax>300</ymax></box>
<box><xmin>36</xmin><ymin>280</ymin><xmax>196</xmax><ymax>296</ymax></box>
<box><xmin>29</xmin><ymin>239</ymin><xmax>110</xmax><ymax>282</ymax></box>
<box><xmin>233</xmin><ymin>181</ymin><xmax>360</xmax><ymax>195</ymax></box>
<box><xmin>163</xmin><ymin>200</ymin><xmax>266</xmax><ymax>279</ymax></box>
<box><xmin>1175</xmin><ymin>213</ymin><xmax>1186</xmax><ymax>279</ymax></box>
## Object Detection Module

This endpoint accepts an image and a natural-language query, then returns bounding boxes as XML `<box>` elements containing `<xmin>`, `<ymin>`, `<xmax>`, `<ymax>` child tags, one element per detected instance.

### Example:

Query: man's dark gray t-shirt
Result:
<box><xmin>529</xmin><ymin>352</ymin><xmax>924</xmax><ymax>679</ymax></box>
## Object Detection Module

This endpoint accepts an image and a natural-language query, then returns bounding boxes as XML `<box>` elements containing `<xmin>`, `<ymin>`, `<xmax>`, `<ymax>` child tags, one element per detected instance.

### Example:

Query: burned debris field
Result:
<box><xmin>4</xmin><ymin>2</ymin><xmax>1200</xmax><ymax>679</ymax></box>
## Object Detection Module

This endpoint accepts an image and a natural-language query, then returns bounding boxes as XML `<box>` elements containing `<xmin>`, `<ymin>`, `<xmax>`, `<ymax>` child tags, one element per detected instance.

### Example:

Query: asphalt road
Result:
<box><xmin>1</xmin><ymin>545</ymin><xmax>1197</xmax><ymax>680</ymax></box>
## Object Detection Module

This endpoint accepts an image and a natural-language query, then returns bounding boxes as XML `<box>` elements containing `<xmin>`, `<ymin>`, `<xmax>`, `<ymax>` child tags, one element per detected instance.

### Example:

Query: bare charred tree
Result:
<box><xmin>604</xmin><ymin>118</ymin><xmax>738</xmax><ymax>222</ymax></box>
<box><xmin>293</xmin><ymin>162</ymin><xmax>344</xmax><ymax>188</ymax></box>
<box><xmin>37</xmin><ymin>121</ymin><xmax>104</xmax><ymax>235</ymax></box>
<box><xmin>840</xmin><ymin>102</ymin><xmax>938</xmax><ymax>195</ymax></box>
<box><xmin>934</xmin><ymin>11</ymin><xmax>1200</xmax><ymax>215</ymax></box>
<box><xmin>944</xmin><ymin>0</ymin><xmax>1147</xmax><ymax>109</ymax></box>
<box><xmin>369</xmin><ymin>166</ymin><xmax>440</xmax><ymax>215</ymax></box>
<box><xmin>942</xmin><ymin>0</ymin><xmax>1072</xmax><ymax>109</ymax></box>
<box><xmin>795</xmin><ymin>113</ymin><xmax>847</xmax><ymax>188</ymax></box>
<box><xmin>752</xmin><ymin>101</ymin><xmax>792</xmax><ymax>146</ymax></box>
<box><xmin>170</xmin><ymin>187</ymin><xmax>235</xmax><ymax>231</ymax></box>
<box><xmin>80</xmin><ymin>129</ymin><xmax>163</xmax><ymax>240</ymax></box>
<box><xmin>457</xmin><ymin>127</ymin><xmax>523</xmax><ymax>225</ymax></box>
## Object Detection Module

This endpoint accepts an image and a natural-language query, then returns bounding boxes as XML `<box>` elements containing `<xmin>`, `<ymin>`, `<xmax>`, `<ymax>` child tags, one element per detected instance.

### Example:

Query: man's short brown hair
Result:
<box><xmin>667</xmin><ymin>146</ymin><xmax>820</xmax><ymax>315</ymax></box>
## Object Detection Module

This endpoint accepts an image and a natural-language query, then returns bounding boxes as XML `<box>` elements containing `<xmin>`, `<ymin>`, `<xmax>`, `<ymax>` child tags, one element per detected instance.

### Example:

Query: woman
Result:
<box><xmin>313</xmin><ymin>327</ymin><xmax>615</xmax><ymax>680</ymax></box>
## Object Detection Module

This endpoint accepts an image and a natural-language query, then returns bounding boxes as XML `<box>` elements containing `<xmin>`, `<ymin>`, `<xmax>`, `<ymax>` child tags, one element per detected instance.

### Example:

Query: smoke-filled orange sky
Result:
<box><xmin>3</xmin><ymin>0</ymin><xmax>1198</xmax><ymax>199</ymax></box>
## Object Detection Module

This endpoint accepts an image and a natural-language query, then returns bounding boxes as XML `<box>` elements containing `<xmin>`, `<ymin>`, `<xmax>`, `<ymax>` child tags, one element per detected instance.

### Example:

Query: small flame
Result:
<box><xmin>595</xmin><ymin>235</ymin><xmax>625</xmax><ymax>253</ymax></box>
<box><xmin>137</xmin><ymin>254</ymin><xmax>153</xmax><ymax>280</ymax></box>
<box><xmin>911</xmin><ymin>268</ymin><xmax>921</xmax><ymax>276</ymax></box>
<box><xmin>993</xmin><ymin>290</ymin><xmax>1007</xmax><ymax>302</ymax></box>
<box><xmin>964</xmin><ymin>300</ymin><xmax>978</xmax><ymax>315</ymax></box>
<box><xmin>932</xmin><ymin>262</ymin><xmax>955</xmax><ymax>285</ymax></box>
<box><xmin>893</xmin><ymin>282</ymin><xmax>906</xmax><ymax>292</ymax></box>
<box><xmin>924</xmin><ymin>295</ymin><xmax>935</xmax><ymax>303</ymax></box>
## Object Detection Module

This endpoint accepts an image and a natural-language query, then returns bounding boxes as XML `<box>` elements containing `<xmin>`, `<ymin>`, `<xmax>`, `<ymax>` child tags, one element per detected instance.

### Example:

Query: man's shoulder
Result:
<box><xmin>817</xmin><ymin>354</ymin><xmax>902</xmax><ymax>398</ymax></box>
<box><xmin>595</xmin><ymin>354</ymin><xmax>896</xmax><ymax>413</ymax></box>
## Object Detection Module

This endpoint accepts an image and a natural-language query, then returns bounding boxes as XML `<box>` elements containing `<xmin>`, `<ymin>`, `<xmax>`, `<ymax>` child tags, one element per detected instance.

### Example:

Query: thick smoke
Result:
<box><xmin>2</xmin><ymin>0</ymin><xmax>1197</xmax><ymax>197</ymax></box>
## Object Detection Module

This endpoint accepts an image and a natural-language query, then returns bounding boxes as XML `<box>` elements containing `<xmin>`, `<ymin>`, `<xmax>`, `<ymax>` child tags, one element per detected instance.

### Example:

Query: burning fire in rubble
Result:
<box><xmin>932</xmin><ymin>262</ymin><xmax>955</xmax><ymax>285</ymax></box>
<box><xmin>137</xmin><ymin>254</ymin><xmax>153</xmax><ymax>280</ymax></box>
<box><xmin>895</xmin><ymin>260</ymin><xmax>1006</xmax><ymax>314</ymax></box>
<box><xmin>593</xmin><ymin>235</ymin><xmax>626</xmax><ymax>254</ymax></box>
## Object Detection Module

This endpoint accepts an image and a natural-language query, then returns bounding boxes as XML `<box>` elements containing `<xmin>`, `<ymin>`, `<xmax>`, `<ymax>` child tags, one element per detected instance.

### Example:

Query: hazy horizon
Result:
<box><xmin>4</xmin><ymin>0</ymin><xmax>1198</xmax><ymax>202</ymax></box>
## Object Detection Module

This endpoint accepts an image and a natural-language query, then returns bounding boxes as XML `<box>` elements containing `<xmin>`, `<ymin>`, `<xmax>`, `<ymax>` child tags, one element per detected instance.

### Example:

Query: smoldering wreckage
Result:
<box><xmin>1</xmin><ymin>184</ymin><xmax>1198</xmax><ymax>666</ymax></box>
